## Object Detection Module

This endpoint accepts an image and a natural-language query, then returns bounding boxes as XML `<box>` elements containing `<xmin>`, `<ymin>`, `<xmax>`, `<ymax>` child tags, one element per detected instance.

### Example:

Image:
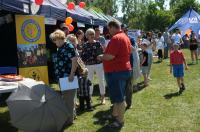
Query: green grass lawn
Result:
<box><xmin>1</xmin><ymin>49</ymin><xmax>200</xmax><ymax>132</ymax></box>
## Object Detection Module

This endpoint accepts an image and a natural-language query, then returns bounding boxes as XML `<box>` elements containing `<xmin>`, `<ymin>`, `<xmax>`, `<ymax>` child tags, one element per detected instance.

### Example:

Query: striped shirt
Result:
<box><xmin>78</xmin><ymin>76</ymin><xmax>92</xmax><ymax>97</ymax></box>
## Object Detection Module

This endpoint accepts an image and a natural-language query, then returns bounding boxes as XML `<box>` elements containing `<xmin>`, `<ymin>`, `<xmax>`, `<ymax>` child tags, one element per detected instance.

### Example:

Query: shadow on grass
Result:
<box><xmin>164</xmin><ymin>91</ymin><xmax>183</xmax><ymax>99</ymax></box>
<box><xmin>188</xmin><ymin>63</ymin><xmax>196</xmax><ymax>66</ymax></box>
<box><xmin>76</xmin><ymin>103</ymin><xmax>102</xmax><ymax>117</ymax></box>
<box><xmin>153</xmin><ymin>61</ymin><xmax>162</xmax><ymax>64</ymax></box>
<box><xmin>93</xmin><ymin>109</ymin><xmax>122</xmax><ymax>132</ymax></box>
<box><xmin>0</xmin><ymin>109</ymin><xmax>17</xmax><ymax>132</ymax></box>
<box><xmin>96</xmin><ymin>126</ymin><xmax>122</xmax><ymax>132</ymax></box>
<box><xmin>0</xmin><ymin>93</ymin><xmax>11</xmax><ymax>107</ymax></box>
<box><xmin>93</xmin><ymin>109</ymin><xmax>111</xmax><ymax>126</ymax></box>
<box><xmin>133</xmin><ymin>82</ymin><xmax>147</xmax><ymax>93</ymax></box>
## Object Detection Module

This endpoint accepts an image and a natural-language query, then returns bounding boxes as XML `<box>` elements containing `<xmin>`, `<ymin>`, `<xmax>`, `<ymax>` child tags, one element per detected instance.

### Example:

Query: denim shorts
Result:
<box><xmin>173</xmin><ymin>64</ymin><xmax>184</xmax><ymax>78</ymax></box>
<box><xmin>105</xmin><ymin>71</ymin><xmax>132</xmax><ymax>104</ymax></box>
<box><xmin>141</xmin><ymin>66</ymin><xmax>148</xmax><ymax>74</ymax></box>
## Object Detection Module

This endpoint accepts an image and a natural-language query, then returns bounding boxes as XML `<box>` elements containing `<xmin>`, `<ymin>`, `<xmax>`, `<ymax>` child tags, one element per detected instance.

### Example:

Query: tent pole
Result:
<box><xmin>28</xmin><ymin>0</ymin><xmax>31</xmax><ymax>15</ymax></box>
<box><xmin>189</xmin><ymin>7</ymin><xmax>192</xmax><ymax>18</ymax></box>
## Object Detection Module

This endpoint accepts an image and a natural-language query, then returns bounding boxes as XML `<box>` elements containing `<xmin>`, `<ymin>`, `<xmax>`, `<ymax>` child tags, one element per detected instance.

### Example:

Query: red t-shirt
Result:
<box><xmin>170</xmin><ymin>50</ymin><xmax>185</xmax><ymax>65</ymax></box>
<box><xmin>103</xmin><ymin>31</ymin><xmax>132</xmax><ymax>73</ymax></box>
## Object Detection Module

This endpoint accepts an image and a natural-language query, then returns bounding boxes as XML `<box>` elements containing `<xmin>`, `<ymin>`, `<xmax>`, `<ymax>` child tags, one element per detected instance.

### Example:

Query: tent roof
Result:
<box><xmin>74</xmin><ymin>6</ymin><xmax>107</xmax><ymax>26</ymax></box>
<box><xmin>169</xmin><ymin>9</ymin><xmax>200</xmax><ymax>36</ymax></box>
<box><xmin>88</xmin><ymin>9</ymin><xmax>122</xmax><ymax>26</ymax></box>
<box><xmin>0</xmin><ymin>0</ymin><xmax>113</xmax><ymax>26</ymax></box>
<box><xmin>88</xmin><ymin>9</ymin><xmax>110</xmax><ymax>22</ymax></box>
<box><xmin>38</xmin><ymin>0</ymin><xmax>98</xmax><ymax>24</ymax></box>
<box><xmin>0</xmin><ymin>0</ymin><xmax>67</xmax><ymax>20</ymax></box>
<box><xmin>0</xmin><ymin>0</ymin><xmax>30</xmax><ymax>14</ymax></box>
<box><xmin>38</xmin><ymin>0</ymin><xmax>67</xmax><ymax>21</ymax></box>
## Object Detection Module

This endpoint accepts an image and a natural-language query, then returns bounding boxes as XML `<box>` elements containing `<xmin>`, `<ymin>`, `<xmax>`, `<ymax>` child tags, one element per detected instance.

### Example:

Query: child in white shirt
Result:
<box><xmin>156</xmin><ymin>32</ymin><xmax>165</xmax><ymax>62</ymax></box>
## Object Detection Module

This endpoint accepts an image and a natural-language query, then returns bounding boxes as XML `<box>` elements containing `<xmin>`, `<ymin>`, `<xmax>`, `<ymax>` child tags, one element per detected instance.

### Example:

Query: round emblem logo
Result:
<box><xmin>21</xmin><ymin>19</ymin><xmax>41</xmax><ymax>42</ymax></box>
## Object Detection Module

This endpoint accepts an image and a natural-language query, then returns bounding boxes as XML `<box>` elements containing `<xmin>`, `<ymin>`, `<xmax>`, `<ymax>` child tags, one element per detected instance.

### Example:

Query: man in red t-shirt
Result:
<box><xmin>97</xmin><ymin>21</ymin><xmax>132</xmax><ymax>128</ymax></box>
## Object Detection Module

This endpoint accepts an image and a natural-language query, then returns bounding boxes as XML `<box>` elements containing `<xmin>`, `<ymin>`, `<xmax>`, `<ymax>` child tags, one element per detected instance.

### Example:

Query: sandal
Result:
<box><xmin>102</xmin><ymin>115</ymin><xmax>116</xmax><ymax>121</ymax></box>
<box><xmin>108</xmin><ymin>121</ymin><xmax>124</xmax><ymax>128</ymax></box>
<box><xmin>100</xmin><ymin>98</ymin><xmax>106</xmax><ymax>105</ymax></box>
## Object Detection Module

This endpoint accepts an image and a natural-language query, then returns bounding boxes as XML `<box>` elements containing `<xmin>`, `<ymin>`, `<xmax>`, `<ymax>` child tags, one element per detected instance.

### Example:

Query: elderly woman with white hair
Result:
<box><xmin>81</xmin><ymin>28</ymin><xmax>106</xmax><ymax>104</ymax></box>
<box><xmin>50</xmin><ymin>29</ymin><xmax>78</xmax><ymax>125</ymax></box>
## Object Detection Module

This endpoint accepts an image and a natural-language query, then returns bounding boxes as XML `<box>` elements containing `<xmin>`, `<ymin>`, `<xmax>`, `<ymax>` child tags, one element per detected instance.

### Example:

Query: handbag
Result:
<box><xmin>77</xmin><ymin>57</ymin><xmax>87</xmax><ymax>75</ymax></box>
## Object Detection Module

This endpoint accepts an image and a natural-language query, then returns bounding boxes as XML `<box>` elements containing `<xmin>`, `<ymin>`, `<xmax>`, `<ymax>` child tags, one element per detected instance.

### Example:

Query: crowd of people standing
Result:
<box><xmin>49</xmin><ymin>21</ymin><xmax>200</xmax><ymax>128</ymax></box>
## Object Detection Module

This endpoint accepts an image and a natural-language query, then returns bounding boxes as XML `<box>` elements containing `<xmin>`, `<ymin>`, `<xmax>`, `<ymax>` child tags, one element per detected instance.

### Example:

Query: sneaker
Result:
<box><xmin>179</xmin><ymin>85</ymin><xmax>185</xmax><ymax>94</ymax></box>
<box><xmin>126</xmin><ymin>105</ymin><xmax>132</xmax><ymax>110</ymax></box>
<box><xmin>179</xmin><ymin>88</ymin><xmax>183</xmax><ymax>94</ymax></box>
<box><xmin>107</xmin><ymin>121</ymin><xmax>124</xmax><ymax>128</ymax></box>
<box><xmin>181</xmin><ymin>83</ymin><xmax>185</xmax><ymax>90</ymax></box>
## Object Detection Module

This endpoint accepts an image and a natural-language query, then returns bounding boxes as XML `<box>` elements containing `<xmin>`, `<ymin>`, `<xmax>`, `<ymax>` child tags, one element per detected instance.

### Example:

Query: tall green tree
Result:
<box><xmin>144</xmin><ymin>2</ymin><xmax>174</xmax><ymax>31</ymax></box>
<box><xmin>66</xmin><ymin>0</ymin><xmax>118</xmax><ymax>15</ymax></box>
<box><xmin>155</xmin><ymin>0</ymin><xmax>165</xmax><ymax>10</ymax></box>
<box><xmin>172</xmin><ymin>0</ymin><xmax>200</xmax><ymax>20</ymax></box>
<box><xmin>89</xmin><ymin>0</ymin><xmax>118</xmax><ymax>15</ymax></box>
<box><xmin>121</xmin><ymin>0</ymin><xmax>149</xmax><ymax>29</ymax></box>
<box><xmin>169</xmin><ymin>0</ymin><xmax>180</xmax><ymax>9</ymax></box>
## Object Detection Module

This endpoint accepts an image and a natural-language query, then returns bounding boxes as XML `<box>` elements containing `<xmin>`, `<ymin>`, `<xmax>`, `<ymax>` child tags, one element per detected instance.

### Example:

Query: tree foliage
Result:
<box><xmin>122</xmin><ymin>0</ymin><xmax>149</xmax><ymax>29</ymax></box>
<box><xmin>67</xmin><ymin>0</ymin><xmax>118</xmax><ymax>16</ymax></box>
<box><xmin>90</xmin><ymin>0</ymin><xmax>118</xmax><ymax>16</ymax></box>
<box><xmin>66</xmin><ymin>0</ymin><xmax>200</xmax><ymax>31</ymax></box>
<box><xmin>121</xmin><ymin>0</ymin><xmax>199</xmax><ymax>31</ymax></box>
<box><xmin>155</xmin><ymin>0</ymin><xmax>165</xmax><ymax>10</ymax></box>
<box><xmin>172</xmin><ymin>0</ymin><xmax>200</xmax><ymax>20</ymax></box>
<box><xmin>144</xmin><ymin>2</ymin><xmax>174</xmax><ymax>31</ymax></box>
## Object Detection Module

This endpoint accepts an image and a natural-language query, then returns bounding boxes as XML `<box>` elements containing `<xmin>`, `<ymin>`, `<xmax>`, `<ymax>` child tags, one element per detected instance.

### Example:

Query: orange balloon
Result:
<box><xmin>65</xmin><ymin>17</ymin><xmax>73</xmax><ymax>25</ymax></box>
<box><xmin>68</xmin><ymin>24</ymin><xmax>74</xmax><ymax>32</ymax></box>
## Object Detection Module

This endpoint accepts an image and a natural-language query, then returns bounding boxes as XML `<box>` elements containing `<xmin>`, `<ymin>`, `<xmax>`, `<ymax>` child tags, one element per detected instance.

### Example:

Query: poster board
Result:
<box><xmin>16</xmin><ymin>15</ymin><xmax>49</xmax><ymax>84</ymax></box>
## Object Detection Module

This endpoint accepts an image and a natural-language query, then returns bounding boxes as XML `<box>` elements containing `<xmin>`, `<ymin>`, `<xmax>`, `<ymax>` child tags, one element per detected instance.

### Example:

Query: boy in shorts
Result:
<box><xmin>140</xmin><ymin>40</ymin><xmax>149</xmax><ymax>87</ymax></box>
<box><xmin>170</xmin><ymin>44</ymin><xmax>188</xmax><ymax>94</ymax></box>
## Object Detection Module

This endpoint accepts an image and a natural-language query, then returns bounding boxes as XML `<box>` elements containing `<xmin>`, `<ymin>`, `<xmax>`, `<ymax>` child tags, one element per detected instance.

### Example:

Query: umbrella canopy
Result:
<box><xmin>6</xmin><ymin>79</ymin><xmax>69</xmax><ymax>132</ymax></box>
<box><xmin>168</xmin><ymin>9</ymin><xmax>200</xmax><ymax>37</ymax></box>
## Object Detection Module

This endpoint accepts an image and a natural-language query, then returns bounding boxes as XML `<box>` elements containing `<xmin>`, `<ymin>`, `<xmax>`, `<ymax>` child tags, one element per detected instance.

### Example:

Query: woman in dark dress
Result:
<box><xmin>189</xmin><ymin>33</ymin><xmax>198</xmax><ymax>64</ymax></box>
<box><xmin>81</xmin><ymin>28</ymin><xmax>106</xmax><ymax>104</ymax></box>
